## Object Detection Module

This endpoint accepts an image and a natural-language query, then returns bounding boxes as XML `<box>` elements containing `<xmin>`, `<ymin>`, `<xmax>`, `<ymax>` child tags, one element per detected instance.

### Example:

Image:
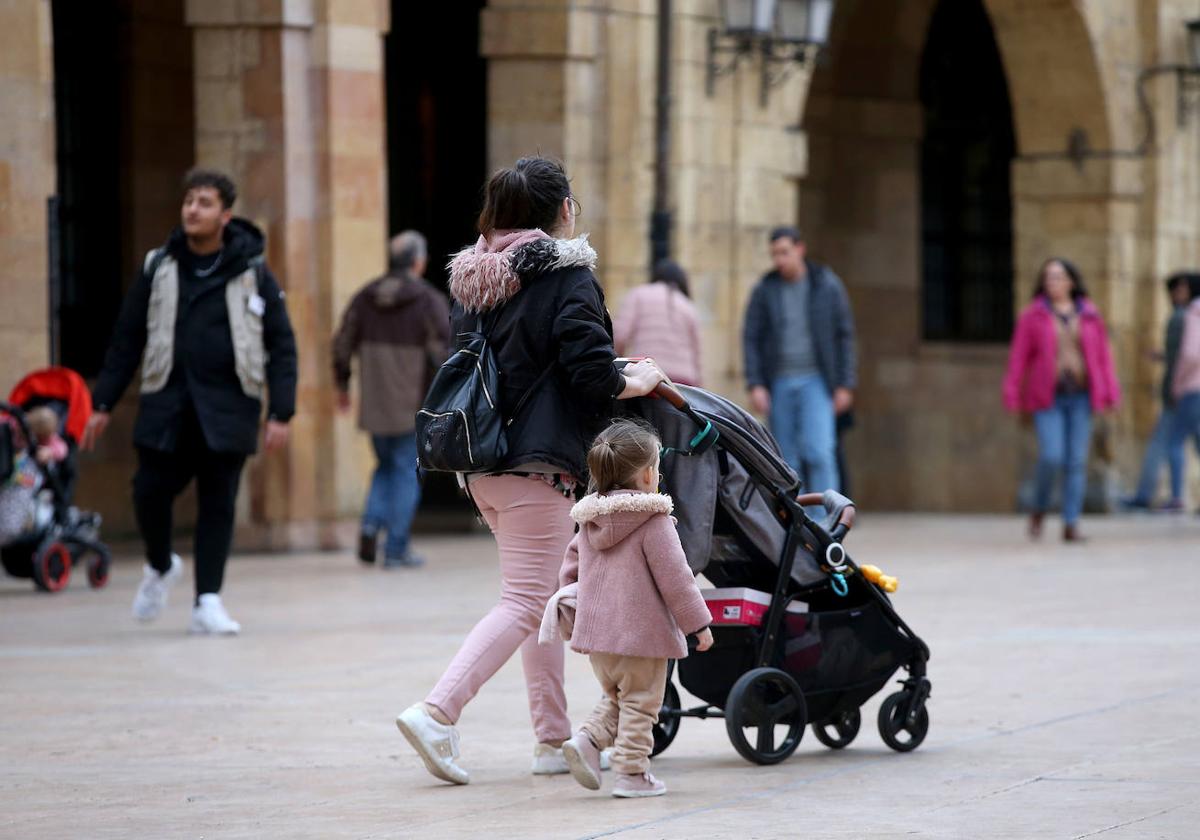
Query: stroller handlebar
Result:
<box><xmin>653</xmin><ymin>381</ymin><xmax>689</xmax><ymax>410</ymax></box>
<box><xmin>796</xmin><ymin>492</ymin><xmax>857</xmax><ymax>539</ymax></box>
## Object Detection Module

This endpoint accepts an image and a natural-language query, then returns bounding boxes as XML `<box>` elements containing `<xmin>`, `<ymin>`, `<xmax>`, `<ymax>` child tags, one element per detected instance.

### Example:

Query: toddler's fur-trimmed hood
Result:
<box><xmin>447</xmin><ymin>230</ymin><xmax>598</xmax><ymax>312</ymax></box>
<box><xmin>570</xmin><ymin>490</ymin><xmax>674</xmax><ymax>551</ymax></box>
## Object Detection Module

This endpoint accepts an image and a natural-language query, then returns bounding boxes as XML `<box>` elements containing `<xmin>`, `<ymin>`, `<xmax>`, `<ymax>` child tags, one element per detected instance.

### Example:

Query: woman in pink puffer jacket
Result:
<box><xmin>613</xmin><ymin>260</ymin><xmax>703</xmax><ymax>386</ymax></box>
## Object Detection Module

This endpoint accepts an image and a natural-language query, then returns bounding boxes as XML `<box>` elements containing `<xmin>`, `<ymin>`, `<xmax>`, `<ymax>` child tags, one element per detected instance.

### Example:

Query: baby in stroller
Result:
<box><xmin>0</xmin><ymin>407</ymin><xmax>69</xmax><ymax>545</ymax></box>
<box><xmin>0</xmin><ymin>368</ymin><xmax>111</xmax><ymax>592</ymax></box>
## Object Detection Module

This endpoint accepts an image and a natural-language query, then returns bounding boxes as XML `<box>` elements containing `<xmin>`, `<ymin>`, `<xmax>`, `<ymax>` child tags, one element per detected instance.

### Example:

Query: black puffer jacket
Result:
<box><xmin>447</xmin><ymin>235</ymin><xmax>623</xmax><ymax>480</ymax></box>
<box><xmin>93</xmin><ymin>219</ymin><xmax>298</xmax><ymax>454</ymax></box>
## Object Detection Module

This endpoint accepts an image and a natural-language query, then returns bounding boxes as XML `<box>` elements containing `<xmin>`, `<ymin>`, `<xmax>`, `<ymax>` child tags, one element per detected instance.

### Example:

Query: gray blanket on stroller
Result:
<box><xmin>628</xmin><ymin>386</ymin><xmax>847</xmax><ymax>588</ymax></box>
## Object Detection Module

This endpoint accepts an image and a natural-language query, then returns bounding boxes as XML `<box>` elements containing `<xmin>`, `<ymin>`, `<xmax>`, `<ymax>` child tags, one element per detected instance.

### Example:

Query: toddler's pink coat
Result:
<box><xmin>559</xmin><ymin>490</ymin><xmax>711</xmax><ymax>660</ymax></box>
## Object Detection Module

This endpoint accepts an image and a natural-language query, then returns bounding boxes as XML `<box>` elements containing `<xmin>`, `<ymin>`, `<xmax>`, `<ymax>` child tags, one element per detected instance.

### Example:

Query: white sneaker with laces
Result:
<box><xmin>396</xmin><ymin>703</ymin><xmax>469</xmax><ymax>785</ymax></box>
<box><xmin>189</xmin><ymin>593</ymin><xmax>241</xmax><ymax>635</ymax></box>
<box><xmin>532</xmin><ymin>742</ymin><xmax>612</xmax><ymax>775</ymax></box>
<box><xmin>131</xmin><ymin>553</ymin><xmax>183</xmax><ymax>622</ymax></box>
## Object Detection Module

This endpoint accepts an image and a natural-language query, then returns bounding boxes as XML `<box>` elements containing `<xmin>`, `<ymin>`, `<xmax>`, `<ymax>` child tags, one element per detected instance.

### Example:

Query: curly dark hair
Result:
<box><xmin>182</xmin><ymin>167</ymin><xmax>237</xmax><ymax>210</ymax></box>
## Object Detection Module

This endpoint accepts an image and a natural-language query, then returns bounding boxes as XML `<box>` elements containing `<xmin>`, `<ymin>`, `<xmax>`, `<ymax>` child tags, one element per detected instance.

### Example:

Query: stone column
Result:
<box><xmin>185</xmin><ymin>0</ymin><xmax>388</xmax><ymax>550</ymax></box>
<box><xmin>0</xmin><ymin>0</ymin><xmax>54</xmax><ymax>384</ymax></box>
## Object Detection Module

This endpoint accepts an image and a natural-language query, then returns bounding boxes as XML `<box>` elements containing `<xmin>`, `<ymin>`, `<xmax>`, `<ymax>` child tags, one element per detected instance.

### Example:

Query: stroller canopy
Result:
<box><xmin>9</xmin><ymin>367</ymin><xmax>92</xmax><ymax>444</ymax></box>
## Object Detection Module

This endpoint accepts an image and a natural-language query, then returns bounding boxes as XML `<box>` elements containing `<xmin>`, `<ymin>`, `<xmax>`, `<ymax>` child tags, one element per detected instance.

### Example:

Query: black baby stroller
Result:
<box><xmin>627</xmin><ymin>382</ymin><xmax>931</xmax><ymax>765</ymax></box>
<box><xmin>0</xmin><ymin>367</ymin><xmax>111</xmax><ymax>592</ymax></box>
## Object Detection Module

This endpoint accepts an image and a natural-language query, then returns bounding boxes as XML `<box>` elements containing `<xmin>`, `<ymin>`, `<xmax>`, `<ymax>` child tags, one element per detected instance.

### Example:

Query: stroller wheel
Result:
<box><xmin>812</xmin><ymin>708</ymin><xmax>861</xmax><ymax>749</ymax></box>
<box><xmin>650</xmin><ymin>679</ymin><xmax>682</xmax><ymax>757</ymax></box>
<box><xmin>31</xmin><ymin>541</ymin><xmax>72</xmax><ymax>593</ymax></box>
<box><xmin>86</xmin><ymin>550</ymin><xmax>112</xmax><ymax>589</ymax></box>
<box><xmin>877</xmin><ymin>691</ymin><xmax>929</xmax><ymax>752</ymax></box>
<box><xmin>724</xmin><ymin>667</ymin><xmax>807</xmax><ymax>765</ymax></box>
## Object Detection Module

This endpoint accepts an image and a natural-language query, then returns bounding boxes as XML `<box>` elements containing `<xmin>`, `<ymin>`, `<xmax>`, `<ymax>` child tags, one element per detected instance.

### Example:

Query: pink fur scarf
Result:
<box><xmin>447</xmin><ymin>229</ymin><xmax>598</xmax><ymax>312</ymax></box>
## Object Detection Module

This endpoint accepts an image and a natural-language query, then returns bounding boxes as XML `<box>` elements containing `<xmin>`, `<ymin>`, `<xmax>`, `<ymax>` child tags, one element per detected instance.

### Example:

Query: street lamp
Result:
<box><xmin>1157</xmin><ymin>18</ymin><xmax>1200</xmax><ymax>127</ymax></box>
<box><xmin>776</xmin><ymin>0</ymin><xmax>834</xmax><ymax>44</ymax></box>
<box><xmin>706</xmin><ymin>0</ymin><xmax>836</xmax><ymax>106</ymax></box>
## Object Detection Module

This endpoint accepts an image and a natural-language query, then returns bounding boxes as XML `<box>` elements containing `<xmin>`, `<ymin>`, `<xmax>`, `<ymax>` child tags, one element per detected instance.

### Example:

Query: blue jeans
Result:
<box><xmin>769</xmin><ymin>374</ymin><xmax>840</xmax><ymax>499</ymax></box>
<box><xmin>1033</xmin><ymin>393</ymin><xmax>1092</xmax><ymax>526</ymax></box>
<box><xmin>363</xmin><ymin>433</ymin><xmax>421</xmax><ymax>560</ymax></box>
<box><xmin>1167</xmin><ymin>392</ymin><xmax>1200</xmax><ymax>468</ymax></box>
<box><xmin>1131</xmin><ymin>407</ymin><xmax>1185</xmax><ymax>504</ymax></box>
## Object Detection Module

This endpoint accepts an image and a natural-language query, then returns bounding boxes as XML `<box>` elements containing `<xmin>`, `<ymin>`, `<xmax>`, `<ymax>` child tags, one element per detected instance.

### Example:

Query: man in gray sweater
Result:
<box><xmin>742</xmin><ymin>226</ymin><xmax>857</xmax><ymax>496</ymax></box>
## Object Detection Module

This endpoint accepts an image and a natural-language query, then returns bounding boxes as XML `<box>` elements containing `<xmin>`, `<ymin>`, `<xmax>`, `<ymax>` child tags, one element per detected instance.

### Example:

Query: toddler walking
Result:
<box><xmin>548</xmin><ymin>419</ymin><xmax>713</xmax><ymax>798</ymax></box>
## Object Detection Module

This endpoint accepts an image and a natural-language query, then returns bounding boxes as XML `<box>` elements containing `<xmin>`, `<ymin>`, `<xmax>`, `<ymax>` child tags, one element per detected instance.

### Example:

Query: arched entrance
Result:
<box><xmin>801</xmin><ymin>0</ymin><xmax>1117</xmax><ymax>511</ymax></box>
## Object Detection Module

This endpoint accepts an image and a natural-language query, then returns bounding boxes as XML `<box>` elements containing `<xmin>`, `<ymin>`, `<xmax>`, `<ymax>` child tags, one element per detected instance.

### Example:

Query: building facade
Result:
<box><xmin>1</xmin><ymin>0</ymin><xmax>1198</xmax><ymax>545</ymax></box>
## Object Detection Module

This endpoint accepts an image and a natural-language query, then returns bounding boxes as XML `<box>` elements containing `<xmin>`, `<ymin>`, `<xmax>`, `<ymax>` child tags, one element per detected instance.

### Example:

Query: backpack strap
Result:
<box><xmin>143</xmin><ymin>247</ymin><xmax>168</xmax><ymax>282</ymax></box>
<box><xmin>473</xmin><ymin>300</ymin><xmax>554</xmax><ymax>426</ymax></box>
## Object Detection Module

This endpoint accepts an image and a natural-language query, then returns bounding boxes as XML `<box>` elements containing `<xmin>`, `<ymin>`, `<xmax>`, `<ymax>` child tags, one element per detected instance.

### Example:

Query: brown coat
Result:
<box><xmin>332</xmin><ymin>272</ymin><xmax>450</xmax><ymax>436</ymax></box>
<box><xmin>559</xmin><ymin>490</ymin><xmax>712</xmax><ymax>660</ymax></box>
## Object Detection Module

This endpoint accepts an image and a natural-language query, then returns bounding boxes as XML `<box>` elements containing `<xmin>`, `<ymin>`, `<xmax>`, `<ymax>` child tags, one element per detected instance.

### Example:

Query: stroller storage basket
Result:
<box><xmin>679</xmin><ymin>599</ymin><xmax>912</xmax><ymax>722</ymax></box>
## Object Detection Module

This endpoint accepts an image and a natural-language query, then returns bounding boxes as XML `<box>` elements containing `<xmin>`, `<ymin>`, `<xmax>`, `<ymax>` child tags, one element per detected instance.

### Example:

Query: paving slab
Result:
<box><xmin>1</xmin><ymin>514</ymin><xmax>1198</xmax><ymax>839</ymax></box>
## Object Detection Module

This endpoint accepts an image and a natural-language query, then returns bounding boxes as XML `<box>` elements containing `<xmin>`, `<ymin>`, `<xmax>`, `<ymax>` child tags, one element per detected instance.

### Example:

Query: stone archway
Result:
<box><xmin>800</xmin><ymin>0</ymin><xmax>1120</xmax><ymax>511</ymax></box>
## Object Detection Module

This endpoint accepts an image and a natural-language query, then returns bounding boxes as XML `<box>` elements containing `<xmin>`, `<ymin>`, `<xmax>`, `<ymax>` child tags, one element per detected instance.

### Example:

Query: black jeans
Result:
<box><xmin>132</xmin><ymin>408</ymin><xmax>246</xmax><ymax>599</ymax></box>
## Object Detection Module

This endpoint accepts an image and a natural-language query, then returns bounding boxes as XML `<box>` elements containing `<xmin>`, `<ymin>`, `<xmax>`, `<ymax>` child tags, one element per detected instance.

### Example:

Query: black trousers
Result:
<box><xmin>132</xmin><ymin>408</ymin><xmax>246</xmax><ymax>599</ymax></box>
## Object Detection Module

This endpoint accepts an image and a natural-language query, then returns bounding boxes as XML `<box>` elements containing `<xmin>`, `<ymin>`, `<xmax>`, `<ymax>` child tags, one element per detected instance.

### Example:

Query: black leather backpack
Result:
<box><xmin>416</xmin><ymin>310</ymin><xmax>551</xmax><ymax>473</ymax></box>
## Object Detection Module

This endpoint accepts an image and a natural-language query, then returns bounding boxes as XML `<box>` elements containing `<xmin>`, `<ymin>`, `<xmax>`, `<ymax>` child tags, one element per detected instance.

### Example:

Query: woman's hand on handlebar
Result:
<box><xmin>618</xmin><ymin>358</ymin><xmax>666</xmax><ymax>399</ymax></box>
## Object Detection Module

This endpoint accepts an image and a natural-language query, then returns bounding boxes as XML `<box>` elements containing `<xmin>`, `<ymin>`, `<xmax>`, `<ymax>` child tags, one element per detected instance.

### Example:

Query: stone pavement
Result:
<box><xmin>1</xmin><ymin>514</ymin><xmax>1198</xmax><ymax>839</ymax></box>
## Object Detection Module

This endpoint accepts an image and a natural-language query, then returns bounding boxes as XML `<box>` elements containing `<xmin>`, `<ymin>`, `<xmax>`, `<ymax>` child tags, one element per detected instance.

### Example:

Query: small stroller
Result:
<box><xmin>626</xmin><ymin>382</ymin><xmax>932</xmax><ymax>764</ymax></box>
<box><xmin>0</xmin><ymin>367</ymin><xmax>111</xmax><ymax>592</ymax></box>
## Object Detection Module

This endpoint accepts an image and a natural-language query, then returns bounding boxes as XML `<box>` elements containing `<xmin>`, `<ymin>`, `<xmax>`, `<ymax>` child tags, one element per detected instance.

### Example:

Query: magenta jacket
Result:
<box><xmin>559</xmin><ymin>490</ymin><xmax>712</xmax><ymax>660</ymax></box>
<box><xmin>1002</xmin><ymin>296</ymin><xmax>1120</xmax><ymax>414</ymax></box>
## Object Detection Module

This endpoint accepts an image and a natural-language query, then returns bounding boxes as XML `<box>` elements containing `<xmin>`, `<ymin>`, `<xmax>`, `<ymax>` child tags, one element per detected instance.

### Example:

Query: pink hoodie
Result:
<box><xmin>1002</xmin><ymin>296</ymin><xmax>1120</xmax><ymax>413</ymax></box>
<box><xmin>559</xmin><ymin>490</ymin><xmax>712</xmax><ymax>660</ymax></box>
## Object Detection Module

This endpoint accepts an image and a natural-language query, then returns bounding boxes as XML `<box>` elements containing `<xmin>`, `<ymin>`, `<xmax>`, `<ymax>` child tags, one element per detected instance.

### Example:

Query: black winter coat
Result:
<box><xmin>447</xmin><ymin>237</ymin><xmax>623</xmax><ymax>481</ymax></box>
<box><xmin>93</xmin><ymin>219</ymin><xmax>298</xmax><ymax>454</ymax></box>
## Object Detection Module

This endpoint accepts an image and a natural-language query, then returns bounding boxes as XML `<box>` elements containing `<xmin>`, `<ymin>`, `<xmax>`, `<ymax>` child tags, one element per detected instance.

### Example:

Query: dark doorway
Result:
<box><xmin>51</xmin><ymin>0</ymin><xmax>194</xmax><ymax>376</ymax></box>
<box><xmin>385</xmin><ymin>1</ymin><xmax>488</xmax><ymax>522</ymax></box>
<box><xmin>919</xmin><ymin>0</ymin><xmax>1015</xmax><ymax>342</ymax></box>
<box><xmin>385</xmin><ymin>0</ymin><xmax>489</xmax><ymax>291</ymax></box>
<box><xmin>51</xmin><ymin>0</ymin><xmax>124</xmax><ymax>375</ymax></box>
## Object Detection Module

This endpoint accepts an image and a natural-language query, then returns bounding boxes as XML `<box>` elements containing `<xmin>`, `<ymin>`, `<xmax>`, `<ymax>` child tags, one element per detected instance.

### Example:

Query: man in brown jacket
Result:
<box><xmin>333</xmin><ymin>231</ymin><xmax>450</xmax><ymax>567</ymax></box>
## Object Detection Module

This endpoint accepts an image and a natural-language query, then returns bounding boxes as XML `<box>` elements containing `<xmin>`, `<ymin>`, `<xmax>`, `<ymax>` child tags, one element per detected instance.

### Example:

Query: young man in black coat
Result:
<box><xmin>83</xmin><ymin>168</ymin><xmax>298</xmax><ymax>635</ymax></box>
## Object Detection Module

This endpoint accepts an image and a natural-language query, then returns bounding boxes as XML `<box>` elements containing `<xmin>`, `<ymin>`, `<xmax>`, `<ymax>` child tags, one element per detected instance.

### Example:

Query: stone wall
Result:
<box><xmin>0</xmin><ymin>0</ymin><xmax>54</xmax><ymax>381</ymax></box>
<box><xmin>482</xmin><ymin>0</ymin><xmax>811</xmax><ymax>399</ymax></box>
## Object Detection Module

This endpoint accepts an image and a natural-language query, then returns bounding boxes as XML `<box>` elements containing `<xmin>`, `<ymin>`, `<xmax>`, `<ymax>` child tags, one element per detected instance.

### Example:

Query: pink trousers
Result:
<box><xmin>425</xmin><ymin>475</ymin><xmax>573</xmax><ymax>743</ymax></box>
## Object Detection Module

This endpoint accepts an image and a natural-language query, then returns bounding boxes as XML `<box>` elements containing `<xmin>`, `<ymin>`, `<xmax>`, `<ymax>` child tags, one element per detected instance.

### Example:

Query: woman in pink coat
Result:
<box><xmin>554</xmin><ymin>419</ymin><xmax>713</xmax><ymax>799</ymax></box>
<box><xmin>1003</xmin><ymin>258</ymin><xmax>1120</xmax><ymax>542</ymax></box>
<box><xmin>613</xmin><ymin>260</ymin><xmax>703</xmax><ymax>386</ymax></box>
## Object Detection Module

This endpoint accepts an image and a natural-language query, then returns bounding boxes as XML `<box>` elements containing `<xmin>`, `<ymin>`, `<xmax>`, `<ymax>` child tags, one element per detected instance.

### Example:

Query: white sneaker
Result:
<box><xmin>189</xmin><ymin>593</ymin><xmax>241</xmax><ymax>635</ymax></box>
<box><xmin>532</xmin><ymin>743</ymin><xmax>569</xmax><ymax>775</ymax></box>
<box><xmin>131</xmin><ymin>553</ymin><xmax>183</xmax><ymax>622</ymax></box>
<box><xmin>396</xmin><ymin>703</ymin><xmax>469</xmax><ymax>785</ymax></box>
<box><xmin>532</xmin><ymin>742</ymin><xmax>612</xmax><ymax>775</ymax></box>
